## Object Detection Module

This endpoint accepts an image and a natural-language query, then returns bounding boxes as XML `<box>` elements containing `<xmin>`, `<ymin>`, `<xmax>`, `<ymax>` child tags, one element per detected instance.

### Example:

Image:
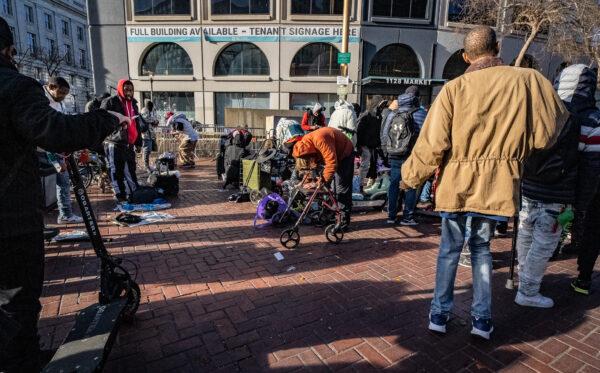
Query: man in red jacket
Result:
<box><xmin>292</xmin><ymin>127</ymin><xmax>354</xmax><ymax>229</ymax></box>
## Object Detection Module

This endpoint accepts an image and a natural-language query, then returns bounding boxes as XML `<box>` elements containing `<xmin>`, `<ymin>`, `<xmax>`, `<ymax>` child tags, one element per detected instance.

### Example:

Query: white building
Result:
<box><xmin>2</xmin><ymin>0</ymin><xmax>93</xmax><ymax>112</ymax></box>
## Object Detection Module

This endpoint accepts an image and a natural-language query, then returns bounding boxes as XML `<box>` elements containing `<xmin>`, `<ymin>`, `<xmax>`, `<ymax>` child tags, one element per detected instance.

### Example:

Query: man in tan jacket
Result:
<box><xmin>400</xmin><ymin>26</ymin><xmax>568</xmax><ymax>340</ymax></box>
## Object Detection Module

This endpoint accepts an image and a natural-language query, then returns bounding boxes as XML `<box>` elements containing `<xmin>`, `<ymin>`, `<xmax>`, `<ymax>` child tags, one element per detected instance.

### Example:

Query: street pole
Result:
<box><xmin>149</xmin><ymin>71</ymin><xmax>154</xmax><ymax>103</ymax></box>
<box><xmin>339</xmin><ymin>0</ymin><xmax>351</xmax><ymax>101</ymax></box>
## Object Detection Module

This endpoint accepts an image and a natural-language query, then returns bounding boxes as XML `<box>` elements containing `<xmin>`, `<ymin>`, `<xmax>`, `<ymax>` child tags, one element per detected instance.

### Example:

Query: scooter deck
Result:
<box><xmin>43</xmin><ymin>298</ymin><xmax>128</xmax><ymax>373</ymax></box>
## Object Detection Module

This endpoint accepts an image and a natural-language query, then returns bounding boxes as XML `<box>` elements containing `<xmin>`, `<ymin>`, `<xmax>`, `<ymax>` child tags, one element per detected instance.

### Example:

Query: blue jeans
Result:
<box><xmin>56</xmin><ymin>170</ymin><xmax>73</xmax><ymax>218</ymax></box>
<box><xmin>388</xmin><ymin>158</ymin><xmax>417</xmax><ymax>220</ymax></box>
<box><xmin>420</xmin><ymin>180</ymin><xmax>432</xmax><ymax>203</ymax></box>
<box><xmin>431</xmin><ymin>216</ymin><xmax>496</xmax><ymax>319</ymax></box>
<box><xmin>142</xmin><ymin>138</ymin><xmax>153</xmax><ymax>170</ymax></box>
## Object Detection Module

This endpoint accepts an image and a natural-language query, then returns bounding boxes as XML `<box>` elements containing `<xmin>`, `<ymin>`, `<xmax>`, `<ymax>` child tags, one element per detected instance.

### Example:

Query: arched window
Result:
<box><xmin>443</xmin><ymin>49</ymin><xmax>469</xmax><ymax>80</ymax></box>
<box><xmin>368</xmin><ymin>44</ymin><xmax>421</xmax><ymax>77</ymax></box>
<box><xmin>214</xmin><ymin>42</ymin><xmax>270</xmax><ymax>76</ymax></box>
<box><xmin>290</xmin><ymin>43</ymin><xmax>340</xmax><ymax>77</ymax></box>
<box><xmin>140</xmin><ymin>43</ymin><xmax>193</xmax><ymax>76</ymax></box>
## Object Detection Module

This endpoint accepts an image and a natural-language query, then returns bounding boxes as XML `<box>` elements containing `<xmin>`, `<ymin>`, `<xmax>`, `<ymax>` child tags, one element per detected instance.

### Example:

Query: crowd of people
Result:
<box><xmin>1</xmin><ymin>13</ymin><xmax>600</xmax><ymax>372</ymax></box>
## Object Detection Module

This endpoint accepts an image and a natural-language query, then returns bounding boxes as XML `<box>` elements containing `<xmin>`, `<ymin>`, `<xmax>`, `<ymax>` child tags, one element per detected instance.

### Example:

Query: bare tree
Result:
<box><xmin>37</xmin><ymin>46</ymin><xmax>69</xmax><ymax>77</ymax></box>
<box><xmin>14</xmin><ymin>43</ymin><xmax>33</xmax><ymax>72</ymax></box>
<box><xmin>546</xmin><ymin>0</ymin><xmax>600</xmax><ymax>69</ymax></box>
<box><xmin>456</xmin><ymin>0</ymin><xmax>572</xmax><ymax>67</ymax></box>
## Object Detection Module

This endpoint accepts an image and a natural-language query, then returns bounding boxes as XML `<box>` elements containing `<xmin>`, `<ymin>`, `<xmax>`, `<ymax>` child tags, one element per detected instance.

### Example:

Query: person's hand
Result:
<box><xmin>400</xmin><ymin>180</ymin><xmax>410</xmax><ymax>191</ymax></box>
<box><xmin>107</xmin><ymin>110</ymin><xmax>131</xmax><ymax>128</ymax></box>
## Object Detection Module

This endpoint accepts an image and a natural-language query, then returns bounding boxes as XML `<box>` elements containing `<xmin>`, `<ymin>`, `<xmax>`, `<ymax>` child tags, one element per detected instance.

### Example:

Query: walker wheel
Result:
<box><xmin>280</xmin><ymin>229</ymin><xmax>300</xmax><ymax>249</ymax></box>
<box><xmin>122</xmin><ymin>280</ymin><xmax>141</xmax><ymax>323</ymax></box>
<box><xmin>325</xmin><ymin>224</ymin><xmax>343</xmax><ymax>244</ymax></box>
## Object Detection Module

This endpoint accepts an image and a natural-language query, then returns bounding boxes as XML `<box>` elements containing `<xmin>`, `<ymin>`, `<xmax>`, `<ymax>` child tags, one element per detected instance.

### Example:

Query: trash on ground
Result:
<box><xmin>52</xmin><ymin>230</ymin><xmax>89</xmax><ymax>242</ymax></box>
<box><xmin>286</xmin><ymin>266</ymin><xmax>296</xmax><ymax>272</ymax></box>
<box><xmin>274</xmin><ymin>252</ymin><xmax>284</xmax><ymax>261</ymax></box>
<box><xmin>116</xmin><ymin>202</ymin><xmax>171</xmax><ymax>212</ymax></box>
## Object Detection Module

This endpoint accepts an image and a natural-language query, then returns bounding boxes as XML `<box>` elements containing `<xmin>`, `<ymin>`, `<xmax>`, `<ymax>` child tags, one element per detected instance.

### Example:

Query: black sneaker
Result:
<box><xmin>495</xmin><ymin>222</ymin><xmax>508</xmax><ymax>237</ymax></box>
<box><xmin>571</xmin><ymin>278</ymin><xmax>591</xmax><ymax>296</ymax></box>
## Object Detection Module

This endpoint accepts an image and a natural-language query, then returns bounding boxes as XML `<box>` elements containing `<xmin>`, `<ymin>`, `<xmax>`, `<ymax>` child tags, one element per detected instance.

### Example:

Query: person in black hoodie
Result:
<box><xmin>514</xmin><ymin>65</ymin><xmax>581</xmax><ymax>308</ymax></box>
<box><xmin>0</xmin><ymin>18</ymin><xmax>128</xmax><ymax>372</ymax></box>
<box><xmin>356</xmin><ymin>95</ymin><xmax>385</xmax><ymax>187</ymax></box>
<box><xmin>101</xmin><ymin>79</ymin><xmax>146</xmax><ymax>201</ymax></box>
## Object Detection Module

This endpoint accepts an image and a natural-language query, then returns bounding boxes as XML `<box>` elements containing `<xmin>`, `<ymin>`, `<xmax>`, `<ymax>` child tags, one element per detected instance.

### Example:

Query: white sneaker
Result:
<box><xmin>57</xmin><ymin>214</ymin><xmax>83</xmax><ymax>224</ymax></box>
<box><xmin>386</xmin><ymin>219</ymin><xmax>396</xmax><ymax>224</ymax></box>
<box><xmin>515</xmin><ymin>292</ymin><xmax>554</xmax><ymax>308</ymax></box>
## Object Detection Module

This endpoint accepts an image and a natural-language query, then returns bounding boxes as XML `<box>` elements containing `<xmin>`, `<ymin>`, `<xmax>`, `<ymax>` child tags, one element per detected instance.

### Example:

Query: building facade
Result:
<box><xmin>89</xmin><ymin>0</ymin><xmax>562</xmax><ymax>126</ymax></box>
<box><xmin>2</xmin><ymin>0</ymin><xmax>93</xmax><ymax>112</ymax></box>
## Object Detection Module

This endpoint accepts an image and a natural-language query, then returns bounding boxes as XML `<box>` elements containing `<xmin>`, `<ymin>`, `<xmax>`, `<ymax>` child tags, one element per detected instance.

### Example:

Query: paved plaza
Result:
<box><xmin>41</xmin><ymin>160</ymin><xmax>600</xmax><ymax>372</ymax></box>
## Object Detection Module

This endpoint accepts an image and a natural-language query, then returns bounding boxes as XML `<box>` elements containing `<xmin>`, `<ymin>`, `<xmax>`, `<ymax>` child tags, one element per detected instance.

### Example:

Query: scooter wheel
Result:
<box><xmin>325</xmin><ymin>224</ymin><xmax>344</xmax><ymax>244</ymax></box>
<box><xmin>280</xmin><ymin>229</ymin><xmax>300</xmax><ymax>249</ymax></box>
<box><xmin>122</xmin><ymin>280</ymin><xmax>141</xmax><ymax>323</ymax></box>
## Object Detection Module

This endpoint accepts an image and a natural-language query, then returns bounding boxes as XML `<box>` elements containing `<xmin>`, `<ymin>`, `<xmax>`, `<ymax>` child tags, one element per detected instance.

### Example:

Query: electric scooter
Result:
<box><xmin>43</xmin><ymin>154</ymin><xmax>141</xmax><ymax>373</ymax></box>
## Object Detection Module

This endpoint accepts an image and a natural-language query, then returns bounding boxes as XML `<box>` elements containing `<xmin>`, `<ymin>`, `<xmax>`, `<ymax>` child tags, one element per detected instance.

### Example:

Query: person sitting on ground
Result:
<box><xmin>301</xmin><ymin>103</ymin><xmax>326</xmax><ymax>132</ymax></box>
<box><xmin>140</xmin><ymin>100</ymin><xmax>159</xmax><ymax>172</ymax></box>
<box><xmin>400</xmin><ymin>26</ymin><xmax>567</xmax><ymax>340</ymax></box>
<box><xmin>0</xmin><ymin>17</ymin><xmax>130</xmax><ymax>372</ymax></box>
<box><xmin>564</xmin><ymin>65</ymin><xmax>600</xmax><ymax>296</ymax></box>
<box><xmin>328</xmin><ymin>99</ymin><xmax>358</xmax><ymax>145</ymax></box>
<box><xmin>515</xmin><ymin>63</ymin><xmax>582</xmax><ymax>308</ymax></box>
<box><xmin>166</xmin><ymin>111</ymin><xmax>199</xmax><ymax>169</ymax></box>
<box><xmin>43</xmin><ymin>76</ymin><xmax>83</xmax><ymax>224</ymax></box>
<box><xmin>101</xmin><ymin>79</ymin><xmax>145</xmax><ymax>201</ymax></box>
<box><xmin>381</xmin><ymin>91</ymin><xmax>426</xmax><ymax>227</ymax></box>
<box><xmin>289</xmin><ymin>127</ymin><xmax>354</xmax><ymax>230</ymax></box>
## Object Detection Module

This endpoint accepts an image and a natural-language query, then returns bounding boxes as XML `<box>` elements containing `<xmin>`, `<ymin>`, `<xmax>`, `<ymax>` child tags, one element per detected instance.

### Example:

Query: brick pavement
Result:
<box><xmin>41</xmin><ymin>159</ymin><xmax>600</xmax><ymax>372</ymax></box>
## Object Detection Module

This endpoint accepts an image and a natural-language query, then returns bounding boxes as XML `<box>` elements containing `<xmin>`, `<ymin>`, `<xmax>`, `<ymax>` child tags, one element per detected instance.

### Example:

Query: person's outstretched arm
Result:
<box><xmin>12</xmin><ymin>78</ymin><xmax>120</xmax><ymax>153</ymax></box>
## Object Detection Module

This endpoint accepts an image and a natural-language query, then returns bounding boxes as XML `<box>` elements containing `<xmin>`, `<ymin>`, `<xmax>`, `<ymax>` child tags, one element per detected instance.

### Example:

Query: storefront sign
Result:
<box><xmin>203</xmin><ymin>26</ymin><xmax>360</xmax><ymax>43</ymax></box>
<box><xmin>127</xmin><ymin>26</ymin><xmax>203</xmax><ymax>42</ymax></box>
<box><xmin>384</xmin><ymin>77</ymin><xmax>443</xmax><ymax>85</ymax></box>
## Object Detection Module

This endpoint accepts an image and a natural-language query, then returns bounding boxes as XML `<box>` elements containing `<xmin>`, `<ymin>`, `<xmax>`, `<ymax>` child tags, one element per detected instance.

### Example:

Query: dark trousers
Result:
<box><xmin>576</xmin><ymin>167</ymin><xmax>600</xmax><ymax>281</ymax></box>
<box><xmin>104</xmin><ymin>142</ymin><xmax>139</xmax><ymax>200</ymax></box>
<box><xmin>335</xmin><ymin>155</ymin><xmax>354</xmax><ymax>226</ymax></box>
<box><xmin>0</xmin><ymin>232</ymin><xmax>44</xmax><ymax>373</ymax></box>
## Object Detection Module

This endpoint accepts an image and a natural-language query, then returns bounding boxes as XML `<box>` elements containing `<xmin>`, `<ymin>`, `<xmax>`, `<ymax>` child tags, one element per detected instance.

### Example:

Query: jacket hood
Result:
<box><xmin>117</xmin><ymin>79</ymin><xmax>133</xmax><ymax>100</ymax></box>
<box><xmin>292</xmin><ymin>137</ymin><xmax>317</xmax><ymax>159</ymax></box>
<box><xmin>554</xmin><ymin>64</ymin><xmax>597</xmax><ymax>111</ymax></box>
<box><xmin>397</xmin><ymin>93</ymin><xmax>418</xmax><ymax>111</ymax></box>
<box><xmin>334</xmin><ymin>100</ymin><xmax>353</xmax><ymax>111</ymax></box>
<box><xmin>367</xmin><ymin>95</ymin><xmax>384</xmax><ymax>113</ymax></box>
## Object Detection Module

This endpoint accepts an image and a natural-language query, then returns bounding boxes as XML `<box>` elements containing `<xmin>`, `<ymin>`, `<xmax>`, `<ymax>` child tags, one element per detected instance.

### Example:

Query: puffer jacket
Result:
<box><xmin>401</xmin><ymin>61</ymin><xmax>569</xmax><ymax>217</ymax></box>
<box><xmin>292</xmin><ymin>127</ymin><xmax>354</xmax><ymax>182</ymax></box>
<box><xmin>329</xmin><ymin>100</ymin><xmax>358</xmax><ymax>145</ymax></box>
<box><xmin>380</xmin><ymin>93</ymin><xmax>426</xmax><ymax>160</ymax></box>
<box><xmin>555</xmin><ymin>64</ymin><xmax>600</xmax><ymax>171</ymax></box>
<box><xmin>0</xmin><ymin>58</ymin><xmax>119</xmax><ymax>238</ymax></box>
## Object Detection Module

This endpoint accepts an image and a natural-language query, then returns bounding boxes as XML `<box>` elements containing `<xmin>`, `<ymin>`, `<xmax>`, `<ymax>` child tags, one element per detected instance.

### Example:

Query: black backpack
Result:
<box><xmin>386</xmin><ymin>109</ymin><xmax>418</xmax><ymax>156</ymax></box>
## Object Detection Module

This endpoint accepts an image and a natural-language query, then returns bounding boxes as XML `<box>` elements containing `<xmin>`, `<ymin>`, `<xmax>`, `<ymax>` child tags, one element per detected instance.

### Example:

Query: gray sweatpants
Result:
<box><xmin>516</xmin><ymin>196</ymin><xmax>565</xmax><ymax>296</ymax></box>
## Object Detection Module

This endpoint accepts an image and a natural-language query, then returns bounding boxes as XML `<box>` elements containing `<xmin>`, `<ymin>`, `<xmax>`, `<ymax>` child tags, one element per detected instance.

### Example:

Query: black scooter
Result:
<box><xmin>43</xmin><ymin>154</ymin><xmax>141</xmax><ymax>372</ymax></box>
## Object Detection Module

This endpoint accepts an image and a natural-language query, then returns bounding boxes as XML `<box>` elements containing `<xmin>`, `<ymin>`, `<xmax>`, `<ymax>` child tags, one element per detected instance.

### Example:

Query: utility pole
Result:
<box><xmin>338</xmin><ymin>0</ymin><xmax>351</xmax><ymax>101</ymax></box>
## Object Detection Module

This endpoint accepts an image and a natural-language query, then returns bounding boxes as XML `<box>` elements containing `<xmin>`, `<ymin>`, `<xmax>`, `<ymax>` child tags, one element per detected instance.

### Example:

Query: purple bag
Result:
<box><xmin>254</xmin><ymin>193</ymin><xmax>288</xmax><ymax>228</ymax></box>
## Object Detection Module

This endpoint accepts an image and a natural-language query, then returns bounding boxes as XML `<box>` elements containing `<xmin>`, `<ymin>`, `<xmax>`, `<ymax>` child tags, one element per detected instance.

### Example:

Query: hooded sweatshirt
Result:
<box><xmin>292</xmin><ymin>127</ymin><xmax>354</xmax><ymax>182</ymax></box>
<box><xmin>301</xmin><ymin>102</ymin><xmax>327</xmax><ymax>132</ymax></box>
<box><xmin>167</xmin><ymin>112</ymin><xmax>199</xmax><ymax>142</ymax></box>
<box><xmin>117</xmin><ymin>79</ymin><xmax>138</xmax><ymax>145</ymax></box>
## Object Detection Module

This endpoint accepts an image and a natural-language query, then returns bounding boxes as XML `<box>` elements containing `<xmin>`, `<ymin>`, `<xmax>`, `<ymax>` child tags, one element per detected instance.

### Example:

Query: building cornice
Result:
<box><xmin>45</xmin><ymin>0</ymin><xmax>87</xmax><ymax>18</ymax></box>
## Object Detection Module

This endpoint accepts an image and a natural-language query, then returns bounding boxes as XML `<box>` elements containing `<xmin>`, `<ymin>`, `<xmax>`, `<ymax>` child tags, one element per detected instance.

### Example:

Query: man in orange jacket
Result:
<box><xmin>291</xmin><ymin>127</ymin><xmax>355</xmax><ymax>229</ymax></box>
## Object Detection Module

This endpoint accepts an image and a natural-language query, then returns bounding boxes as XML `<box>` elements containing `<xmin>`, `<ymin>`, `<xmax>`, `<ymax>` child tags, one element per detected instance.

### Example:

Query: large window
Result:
<box><xmin>79</xmin><ymin>49</ymin><xmax>87</xmax><ymax>69</ymax></box>
<box><xmin>442</xmin><ymin>50</ymin><xmax>469</xmax><ymax>80</ymax></box>
<box><xmin>141</xmin><ymin>43</ymin><xmax>193</xmax><ymax>76</ymax></box>
<box><xmin>134</xmin><ymin>0</ymin><xmax>191</xmax><ymax>16</ymax></box>
<box><xmin>290</xmin><ymin>43</ymin><xmax>340</xmax><ymax>77</ymax></box>
<box><xmin>62</xmin><ymin>20</ymin><xmax>70</xmax><ymax>36</ymax></box>
<box><xmin>1</xmin><ymin>0</ymin><xmax>12</xmax><ymax>16</ymax></box>
<box><xmin>63</xmin><ymin>44</ymin><xmax>72</xmax><ymax>64</ymax></box>
<box><xmin>447</xmin><ymin>0</ymin><xmax>496</xmax><ymax>25</ymax></box>
<box><xmin>373</xmin><ymin>0</ymin><xmax>429</xmax><ymax>19</ymax></box>
<box><xmin>368</xmin><ymin>44</ymin><xmax>421</xmax><ymax>77</ymax></box>
<box><xmin>215</xmin><ymin>92</ymin><xmax>269</xmax><ymax>125</ymax></box>
<box><xmin>26</xmin><ymin>32</ymin><xmax>36</xmax><ymax>51</ymax></box>
<box><xmin>25</xmin><ymin>5</ymin><xmax>34</xmax><ymax>23</ymax></box>
<box><xmin>290</xmin><ymin>93</ymin><xmax>338</xmax><ymax>118</ymax></box>
<box><xmin>212</xmin><ymin>0</ymin><xmax>269</xmax><ymax>15</ymax></box>
<box><xmin>291</xmin><ymin>0</ymin><xmax>343</xmax><ymax>15</ymax></box>
<box><xmin>44</xmin><ymin>13</ymin><xmax>52</xmax><ymax>30</ymax></box>
<box><xmin>77</xmin><ymin>26</ymin><xmax>84</xmax><ymax>41</ymax></box>
<box><xmin>142</xmin><ymin>91</ymin><xmax>195</xmax><ymax>123</ymax></box>
<box><xmin>214</xmin><ymin>43</ymin><xmax>269</xmax><ymax>76</ymax></box>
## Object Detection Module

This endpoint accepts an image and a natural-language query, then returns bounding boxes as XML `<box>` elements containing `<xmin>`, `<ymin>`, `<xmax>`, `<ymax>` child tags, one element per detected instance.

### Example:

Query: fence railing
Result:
<box><xmin>155</xmin><ymin>124</ymin><xmax>268</xmax><ymax>158</ymax></box>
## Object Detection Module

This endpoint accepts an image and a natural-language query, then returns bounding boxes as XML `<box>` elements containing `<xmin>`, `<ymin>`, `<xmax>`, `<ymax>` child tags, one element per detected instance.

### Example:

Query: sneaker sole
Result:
<box><xmin>428</xmin><ymin>321</ymin><xmax>447</xmax><ymax>334</ymax></box>
<box><xmin>571</xmin><ymin>283</ymin><xmax>590</xmax><ymax>296</ymax></box>
<box><xmin>514</xmin><ymin>299</ymin><xmax>554</xmax><ymax>308</ymax></box>
<box><xmin>400</xmin><ymin>222</ymin><xmax>419</xmax><ymax>226</ymax></box>
<box><xmin>471</xmin><ymin>326</ymin><xmax>494</xmax><ymax>340</ymax></box>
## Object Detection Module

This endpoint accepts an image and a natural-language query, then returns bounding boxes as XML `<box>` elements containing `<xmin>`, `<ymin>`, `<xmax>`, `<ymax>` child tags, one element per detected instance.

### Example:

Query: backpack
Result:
<box><xmin>386</xmin><ymin>109</ymin><xmax>418</xmax><ymax>156</ymax></box>
<box><xmin>253</xmin><ymin>193</ymin><xmax>288</xmax><ymax>228</ymax></box>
